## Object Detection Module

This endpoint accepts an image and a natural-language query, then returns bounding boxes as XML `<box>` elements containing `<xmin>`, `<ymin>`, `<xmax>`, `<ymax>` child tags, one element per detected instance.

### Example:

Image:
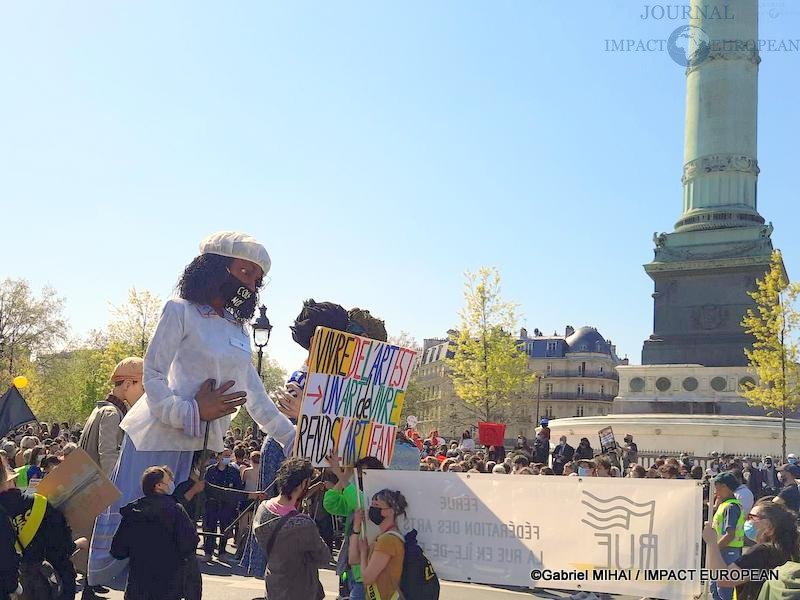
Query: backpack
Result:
<box><xmin>12</xmin><ymin>494</ymin><xmax>63</xmax><ymax>600</ymax></box>
<box><xmin>386</xmin><ymin>529</ymin><xmax>440</xmax><ymax>600</ymax></box>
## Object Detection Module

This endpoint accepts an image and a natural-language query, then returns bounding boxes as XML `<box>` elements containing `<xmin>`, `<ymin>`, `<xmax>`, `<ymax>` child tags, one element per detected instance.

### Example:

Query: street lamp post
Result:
<box><xmin>251</xmin><ymin>305</ymin><xmax>273</xmax><ymax>444</ymax></box>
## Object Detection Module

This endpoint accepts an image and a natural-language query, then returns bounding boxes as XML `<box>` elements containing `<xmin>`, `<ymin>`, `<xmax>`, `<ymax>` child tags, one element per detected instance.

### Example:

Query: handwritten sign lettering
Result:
<box><xmin>294</xmin><ymin>327</ymin><xmax>417</xmax><ymax>467</ymax></box>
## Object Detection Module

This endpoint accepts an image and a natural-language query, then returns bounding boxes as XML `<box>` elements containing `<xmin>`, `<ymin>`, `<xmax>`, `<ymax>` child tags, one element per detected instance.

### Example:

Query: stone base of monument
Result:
<box><xmin>549</xmin><ymin>412</ymin><xmax>800</xmax><ymax>458</ymax></box>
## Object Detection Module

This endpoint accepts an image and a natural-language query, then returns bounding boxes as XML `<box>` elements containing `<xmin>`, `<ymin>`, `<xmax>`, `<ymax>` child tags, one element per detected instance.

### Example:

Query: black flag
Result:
<box><xmin>0</xmin><ymin>386</ymin><xmax>37</xmax><ymax>439</ymax></box>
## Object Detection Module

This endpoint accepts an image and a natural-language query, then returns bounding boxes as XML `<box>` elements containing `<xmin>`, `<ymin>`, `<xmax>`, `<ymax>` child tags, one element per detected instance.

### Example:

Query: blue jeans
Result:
<box><xmin>349</xmin><ymin>581</ymin><xmax>364</xmax><ymax>600</ymax></box>
<box><xmin>710</xmin><ymin>547</ymin><xmax>742</xmax><ymax>600</ymax></box>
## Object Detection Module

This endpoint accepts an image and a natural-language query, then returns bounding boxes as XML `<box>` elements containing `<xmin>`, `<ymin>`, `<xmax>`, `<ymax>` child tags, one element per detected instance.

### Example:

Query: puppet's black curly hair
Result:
<box><xmin>290</xmin><ymin>299</ymin><xmax>349</xmax><ymax>350</ymax></box>
<box><xmin>177</xmin><ymin>253</ymin><xmax>261</xmax><ymax>319</ymax></box>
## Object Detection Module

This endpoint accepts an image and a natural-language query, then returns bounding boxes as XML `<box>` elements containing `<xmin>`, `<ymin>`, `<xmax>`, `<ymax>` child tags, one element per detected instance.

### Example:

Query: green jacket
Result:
<box><xmin>323</xmin><ymin>483</ymin><xmax>359</xmax><ymax>517</ymax></box>
<box><xmin>757</xmin><ymin>561</ymin><xmax>800</xmax><ymax>600</ymax></box>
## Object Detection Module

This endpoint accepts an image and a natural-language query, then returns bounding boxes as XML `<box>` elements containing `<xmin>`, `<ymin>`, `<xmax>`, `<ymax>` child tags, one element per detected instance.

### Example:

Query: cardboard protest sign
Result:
<box><xmin>598</xmin><ymin>426</ymin><xmax>617</xmax><ymax>454</ymax></box>
<box><xmin>36</xmin><ymin>447</ymin><xmax>121</xmax><ymax>569</ymax></box>
<box><xmin>294</xmin><ymin>326</ymin><xmax>417</xmax><ymax>467</ymax></box>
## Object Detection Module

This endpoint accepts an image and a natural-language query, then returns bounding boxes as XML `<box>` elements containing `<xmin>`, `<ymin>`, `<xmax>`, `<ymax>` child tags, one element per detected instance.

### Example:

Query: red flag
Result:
<box><xmin>478</xmin><ymin>422</ymin><xmax>506</xmax><ymax>447</ymax></box>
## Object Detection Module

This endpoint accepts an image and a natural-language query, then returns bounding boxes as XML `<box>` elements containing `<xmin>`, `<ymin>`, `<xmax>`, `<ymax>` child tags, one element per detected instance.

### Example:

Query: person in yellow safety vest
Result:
<box><xmin>710</xmin><ymin>472</ymin><xmax>746</xmax><ymax>600</ymax></box>
<box><xmin>0</xmin><ymin>453</ymin><xmax>78</xmax><ymax>600</ymax></box>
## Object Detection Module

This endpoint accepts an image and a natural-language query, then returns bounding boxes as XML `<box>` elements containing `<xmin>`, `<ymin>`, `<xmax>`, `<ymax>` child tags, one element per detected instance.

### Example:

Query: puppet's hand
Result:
<box><xmin>196</xmin><ymin>379</ymin><xmax>247</xmax><ymax>421</ymax></box>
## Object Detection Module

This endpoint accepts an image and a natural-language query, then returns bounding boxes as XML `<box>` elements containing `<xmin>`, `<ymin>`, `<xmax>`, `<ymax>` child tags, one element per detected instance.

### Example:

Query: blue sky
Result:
<box><xmin>1</xmin><ymin>2</ymin><xmax>798</xmax><ymax>373</ymax></box>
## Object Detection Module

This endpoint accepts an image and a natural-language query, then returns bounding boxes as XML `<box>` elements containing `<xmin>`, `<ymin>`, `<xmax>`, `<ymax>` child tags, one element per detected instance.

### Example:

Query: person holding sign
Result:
<box><xmin>240</xmin><ymin>299</ymin><xmax>368</xmax><ymax>578</ymax></box>
<box><xmin>349</xmin><ymin>489</ymin><xmax>407</xmax><ymax>600</ymax></box>
<box><xmin>89</xmin><ymin>231</ymin><xmax>300</xmax><ymax>587</ymax></box>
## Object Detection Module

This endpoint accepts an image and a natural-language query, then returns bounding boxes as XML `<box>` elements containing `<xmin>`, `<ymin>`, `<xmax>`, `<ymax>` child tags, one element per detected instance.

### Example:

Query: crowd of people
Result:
<box><xmin>5</xmin><ymin>230</ymin><xmax>800</xmax><ymax>600</ymax></box>
<box><xmin>0</xmin><ymin>231</ymin><xmax>412</xmax><ymax>600</ymax></box>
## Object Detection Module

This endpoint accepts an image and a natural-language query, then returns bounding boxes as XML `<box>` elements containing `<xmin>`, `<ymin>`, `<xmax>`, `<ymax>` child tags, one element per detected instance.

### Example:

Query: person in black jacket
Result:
<box><xmin>551</xmin><ymin>436</ymin><xmax>575</xmax><ymax>475</ymax></box>
<box><xmin>0</xmin><ymin>456</ymin><xmax>76</xmax><ymax>600</ymax></box>
<box><xmin>0</xmin><ymin>460</ymin><xmax>20</xmax><ymax>599</ymax></box>
<box><xmin>111</xmin><ymin>466</ymin><xmax>200</xmax><ymax>600</ymax></box>
<box><xmin>575</xmin><ymin>437</ymin><xmax>594</xmax><ymax>460</ymax></box>
<box><xmin>203</xmin><ymin>451</ymin><xmax>243</xmax><ymax>559</ymax></box>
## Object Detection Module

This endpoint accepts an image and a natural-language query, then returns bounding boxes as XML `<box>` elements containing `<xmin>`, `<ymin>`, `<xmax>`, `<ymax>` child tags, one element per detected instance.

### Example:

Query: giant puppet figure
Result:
<box><xmin>89</xmin><ymin>231</ymin><xmax>300</xmax><ymax>587</ymax></box>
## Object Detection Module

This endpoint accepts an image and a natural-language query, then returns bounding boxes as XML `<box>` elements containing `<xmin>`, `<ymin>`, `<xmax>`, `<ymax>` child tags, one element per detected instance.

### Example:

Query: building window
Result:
<box><xmin>546</xmin><ymin>406</ymin><xmax>554</xmax><ymax>418</ymax></box>
<box><xmin>545</xmin><ymin>383</ymin><xmax>553</xmax><ymax>397</ymax></box>
<box><xmin>577</xmin><ymin>384</ymin><xmax>585</xmax><ymax>397</ymax></box>
<box><xmin>546</xmin><ymin>363</ymin><xmax>552</xmax><ymax>375</ymax></box>
<box><xmin>599</xmin><ymin>366</ymin><xmax>604</xmax><ymax>375</ymax></box>
<box><xmin>600</xmin><ymin>385</ymin><xmax>605</xmax><ymax>396</ymax></box>
<box><xmin>546</xmin><ymin>341</ymin><xmax>558</xmax><ymax>355</ymax></box>
<box><xmin>578</xmin><ymin>362</ymin><xmax>586</xmax><ymax>376</ymax></box>
<box><xmin>577</xmin><ymin>405</ymin><xmax>584</xmax><ymax>417</ymax></box>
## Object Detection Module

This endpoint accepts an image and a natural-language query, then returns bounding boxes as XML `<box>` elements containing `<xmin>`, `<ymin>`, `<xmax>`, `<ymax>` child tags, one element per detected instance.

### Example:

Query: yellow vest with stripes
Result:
<box><xmin>713</xmin><ymin>497</ymin><xmax>745</xmax><ymax>548</ymax></box>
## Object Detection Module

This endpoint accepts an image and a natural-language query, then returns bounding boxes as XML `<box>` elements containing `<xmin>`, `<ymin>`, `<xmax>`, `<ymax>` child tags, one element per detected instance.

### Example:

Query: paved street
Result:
<box><xmin>96</xmin><ymin>552</ymin><xmax>557</xmax><ymax>600</ymax></box>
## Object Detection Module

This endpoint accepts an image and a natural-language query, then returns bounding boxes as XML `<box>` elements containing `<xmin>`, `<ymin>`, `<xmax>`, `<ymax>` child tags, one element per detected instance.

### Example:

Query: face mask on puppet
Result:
<box><xmin>744</xmin><ymin>520</ymin><xmax>758</xmax><ymax>542</ymax></box>
<box><xmin>220</xmin><ymin>272</ymin><xmax>257</xmax><ymax>320</ymax></box>
<box><xmin>368</xmin><ymin>506</ymin><xmax>386</xmax><ymax>526</ymax></box>
<box><xmin>221</xmin><ymin>457</ymin><xmax>231</xmax><ymax>466</ymax></box>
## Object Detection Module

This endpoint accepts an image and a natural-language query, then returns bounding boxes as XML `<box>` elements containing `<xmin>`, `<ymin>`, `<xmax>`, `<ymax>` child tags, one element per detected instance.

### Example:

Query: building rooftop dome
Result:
<box><xmin>565</xmin><ymin>326</ymin><xmax>611</xmax><ymax>355</ymax></box>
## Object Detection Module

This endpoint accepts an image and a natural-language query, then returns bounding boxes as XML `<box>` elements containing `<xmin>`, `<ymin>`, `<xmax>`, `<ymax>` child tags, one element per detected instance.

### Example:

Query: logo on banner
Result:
<box><xmin>580</xmin><ymin>491</ymin><xmax>658</xmax><ymax>569</ymax></box>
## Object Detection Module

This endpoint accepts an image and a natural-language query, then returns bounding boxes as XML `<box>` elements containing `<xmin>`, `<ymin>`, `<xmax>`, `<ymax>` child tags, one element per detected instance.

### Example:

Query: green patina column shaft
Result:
<box><xmin>642</xmin><ymin>0</ymin><xmax>778</xmax><ymax>368</ymax></box>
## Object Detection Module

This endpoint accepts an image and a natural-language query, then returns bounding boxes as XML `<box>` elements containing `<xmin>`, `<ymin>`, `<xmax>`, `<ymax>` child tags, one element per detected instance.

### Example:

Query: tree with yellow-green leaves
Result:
<box><xmin>741</xmin><ymin>250</ymin><xmax>800</xmax><ymax>462</ymax></box>
<box><xmin>447</xmin><ymin>267</ymin><xmax>533</xmax><ymax>425</ymax></box>
<box><xmin>108</xmin><ymin>287</ymin><xmax>162</xmax><ymax>356</ymax></box>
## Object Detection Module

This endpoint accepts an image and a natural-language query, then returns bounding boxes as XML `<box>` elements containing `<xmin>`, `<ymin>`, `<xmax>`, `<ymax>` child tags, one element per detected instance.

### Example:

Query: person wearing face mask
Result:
<box><xmin>324</xmin><ymin>455</ymin><xmax>386</xmax><ymax>600</ymax></box>
<box><xmin>80</xmin><ymin>358</ymin><xmax>145</xmax><ymax>478</ymax></box>
<box><xmin>111</xmin><ymin>466</ymin><xmax>200</xmax><ymax>600</ymax></box>
<box><xmin>576</xmin><ymin>459</ymin><xmax>594</xmax><ymax>477</ymax></box>
<box><xmin>733</xmin><ymin>469</ymin><xmax>755</xmax><ymax>517</ymax></box>
<box><xmin>253</xmin><ymin>457</ymin><xmax>330</xmax><ymax>600</ymax></box>
<box><xmin>350</xmin><ymin>489</ymin><xmax>408</xmax><ymax>600</ymax></box>
<box><xmin>513</xmin><ymin>435</ymin><xmax>533</xmax><ymax>459</ymax></box>
<box><xmin>552</xmin><ymin>436</ymin><xmax>574</xmax><ymax>475</ymax></box>
<box><xmin>203</xmin><ymin>449</ymin><xmax>243</xmax><ymax>560</ymax></box>
<box><xmin>774</xmin><ymin>464</ymin><xmax>800</xmax><ymax>512</ymax></box>
<box><xmin>703</xmin><ymin>498</ymin><xmax>800</xmax><ymax>600</ymax></box>
<box><xmin>761</xmin><ymin>456</ymin><xmax>779</xmax><ymax>494</ymax></box>
<box><xmin>89</xmin><ymin>232</ymin><xmax>302</xmax><ymax>588</ymax></box>
<box><xmin>622</xmin><ymin>434</ymin><xmax>638</xmax><ymax>470</ymax></box>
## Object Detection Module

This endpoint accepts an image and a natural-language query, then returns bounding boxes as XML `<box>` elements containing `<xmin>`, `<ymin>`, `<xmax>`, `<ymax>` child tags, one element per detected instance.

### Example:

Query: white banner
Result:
<box><xmin>363</xmin><ymin>471</ymin><xmax>703</xmax><ymax>600</ymax></box>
